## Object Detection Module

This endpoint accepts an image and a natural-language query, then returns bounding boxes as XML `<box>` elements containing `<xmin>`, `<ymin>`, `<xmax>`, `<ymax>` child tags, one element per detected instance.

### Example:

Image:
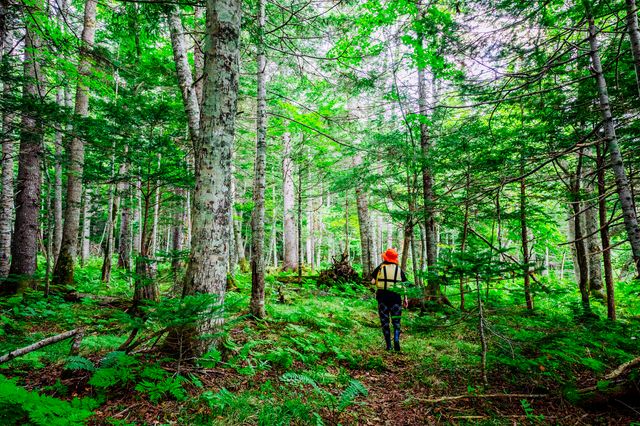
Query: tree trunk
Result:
<box><xmin>117</xmin><ymin>150</ymin><xmax>131</xmax><ymax>271</ymax></box>
<box><xmin>53</xmin><ymin>0</ymin><xmax>97</xmax><ymax>286</ymax></box>
<box><xmin>354</xmin><ymin>153</ymin><xmax>374</xmax><ymax>279</ymax></box>
<box><xmin>297</xmin><ymin>163</ymin><xmax>303</xmax><ymax>280</ymax></box>
<box><xmin>133</xmin><ymin>176</ymin><xmax>142</xmax><ymax>253</ymax></box>
<box><xmin>193</xmin><ymin>6</ymin><xmax>204</xmax><ymax>107</ymax></box>
<box><xmin>181</xmin><ymin>0</ymin><xmax>241</xmax><ymax>357</ymax></box>
<box><xmin>520</xmin><ymin>163</ymin><xmax>533</xmax><ymax>310</ymax></box>
<box><xmin>80</xmin><ymin>189</ymin><xmax>91</xmax><ymax>266</ymax></box>
<box><xmin>282</xmin><ymin>132</ymin><xmax>297</xmax><ymax>270</ymax></box>
<box><xmin>587</xmin><ymin>13</ymin><xmax>640</xmax><ymax>277</ymax></box>
<box><xmin>401</xmin><ymin>221</ymin><xmax>412</xmax><ymax>272</ymax></box>
<box><xmin>570</xmin><ymin>154</ymin><xmax>591</xmax><ymax>315</ymax></box>
<box><xmin>150</xmin><ymin>154</ymin><xmax>161</xmax><ymax>256</ymax></box>
<box><xmin>596</xmin><ymin>143</ymin><xmax>616</xmax><ymax>320</ymax></box>
<box><xmin>625</xmin><ymin>0</ymin><xmax>640</xmax><ymax>96</ymax></box>
<box><xmin>0</xmin><ymin>9</ymin><xmax>14</xmax><ymax>278</ymax></box>
<box><xmin>459</xmin><ymin>172</ymin><xmax>471</xmax><ymax>311</ymax></box>
<box><xmin>53</xmin><ymin>90</ymin><xmax>63</xmax><ymax>261</ymax></box>
<box><xmin>101</xmin><ymin>157</ymin><xmax>119</xmax><ymax>284</ymax></box>
<box><xmin>134</xmin><ymin>191</ymin><xmax>158</xmax><ymax>306</ymax></box>
<box><xmin>250</xmin><ymin>0</ymin><xmax>267</xmax><ymax>319</ymax></box>
<box><xmin>6</xmin><ymin>9</ymin><xmax>45</xmax><ymax>292</ymax></box>
<box><xmin>171</xmin><ymin>189</ymin><xmax>185</xmax><ymax>283</ymax></box>
<box><xmin>583</xmin><ymin>176</ymin><xmax>604</xmax><ymax>299</ymax></box>
<box><xmin>166</xmin><ymin>5</ymin><xmax>201</xmax><ymax>152</ymax></box>
<box><xmin>418</xmin><ymin>59</ymin><xmax>438</xmax><ymax>295</ymax></box>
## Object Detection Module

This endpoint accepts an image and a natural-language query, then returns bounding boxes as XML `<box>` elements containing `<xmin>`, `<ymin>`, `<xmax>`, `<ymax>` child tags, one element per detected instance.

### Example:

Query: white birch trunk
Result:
<box><xmin>250</xmin><ymin>0</ymin><xmax>267</xmax><ymax>318</ymax></box>
<box><xmin>588</xmin><ymin>15</ymin><xmax>640</xmax><ymax>276</ymax></box>
<box><xmin>282</xmin><ymin>132</ymin><xmax>297</xmax><ymax>270</ymax></box>
<box><xmin>80</xmin><ymin>189</ymin><xmax>91</xmax><ymax>265</ymax></box>
<box><xmin>151</xmin><ymin>153</ymin><xmax>161</xmax><ymax>256</ymax></box>
<box><xmin>0</xmin><ymin>20</ymin><xmax>14</xmax><ymax>277</ymax></box>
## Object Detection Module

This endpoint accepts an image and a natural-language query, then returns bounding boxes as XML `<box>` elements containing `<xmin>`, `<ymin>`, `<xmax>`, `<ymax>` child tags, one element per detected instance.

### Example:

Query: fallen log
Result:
<box><xmin>577</xmin><ymin>356</ymin><xmax>640</xmax><ymax>400</ymax></box>
<box><xmin>0</xmin><ymin>328</ymin><xmax>83</xmax><ymax>364</ymax></box>
<box><xmin>416</xmin><ymin>393</ymin><xmax>548</xmax><ymax>404</ymax></box>
<box><xmin>276</xmin><ymin>275</ymin><xmax>318</xmax><ymax>284</ymax></box>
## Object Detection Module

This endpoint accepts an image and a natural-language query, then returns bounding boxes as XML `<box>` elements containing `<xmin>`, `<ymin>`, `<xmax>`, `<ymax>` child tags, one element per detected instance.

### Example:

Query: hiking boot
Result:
<box><xmin>394</xmin><ymin>340</ymin><xmax>400</xmax><ymax>352</ymax></box>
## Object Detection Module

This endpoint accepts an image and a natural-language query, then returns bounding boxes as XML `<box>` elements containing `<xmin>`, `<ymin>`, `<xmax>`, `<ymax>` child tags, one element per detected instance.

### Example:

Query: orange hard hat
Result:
<box><xmin>382</xmin><ymin>248</ymin><xmax>398</xmax><ymax>264</ymax></box>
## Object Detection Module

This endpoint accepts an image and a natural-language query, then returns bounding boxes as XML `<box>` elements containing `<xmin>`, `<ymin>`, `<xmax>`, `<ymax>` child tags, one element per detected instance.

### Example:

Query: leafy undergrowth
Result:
<box><xmin>1</xmin><ymin>262</ymin><xmax>639</xmax><ymax>425</ymax></box>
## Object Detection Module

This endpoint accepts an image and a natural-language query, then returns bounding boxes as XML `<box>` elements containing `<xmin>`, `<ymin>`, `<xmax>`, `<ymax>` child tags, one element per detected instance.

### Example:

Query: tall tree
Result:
<box><xmin>355</xmin><ymin>152</ymin><xmax>374</xmax><ymax>279</ymax></box>
<box><xmin>586</xmin><ymin>6</ymin><xmax>640</xmax><ymax>277</ymax></box>
<box><xmin>52</xmin><ymin>0</ymin><xmax>98</xmax><ymax>286</ymax></box>
<box><xmin>181</xmin><ymin>0</ymin><xmax>242</xmax><ymax>356</ymax></box>
<box><xmin>0</xmin><ymin>0</ymin><xmax>14</xmax><ymax>278</ymax></box>
<box><xmin>282</xmin><ymin>132</ymin><xmax>297</xmax><ymax>270</ymax></box>
<box><xmin>6</xmin><ymin>0</ymin><xmax>45</xmax><ymax>292</ymax></box>
<box><xmin>250</xmin><ymin>0</ymin><xmax>267</xmax><ymax>318</ymax></box>
<box><xmin>625</xmin><ymin>0</ymin><xmax>640</xmax><ymax>96</ymax></box>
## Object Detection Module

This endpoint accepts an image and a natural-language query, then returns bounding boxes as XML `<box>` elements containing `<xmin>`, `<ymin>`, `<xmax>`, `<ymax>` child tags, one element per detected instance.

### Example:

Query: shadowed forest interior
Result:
<box><xmin>0</xmin><ymin>0</ymin><xmax>640</xmax><ymax>424</ymax></box>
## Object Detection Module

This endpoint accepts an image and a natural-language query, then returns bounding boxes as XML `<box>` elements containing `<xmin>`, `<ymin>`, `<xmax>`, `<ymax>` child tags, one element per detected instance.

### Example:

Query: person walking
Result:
<box><xmin>371</xmin><ymin>248</ymin><xmax>409</xmax><ymax>351</ymax></box>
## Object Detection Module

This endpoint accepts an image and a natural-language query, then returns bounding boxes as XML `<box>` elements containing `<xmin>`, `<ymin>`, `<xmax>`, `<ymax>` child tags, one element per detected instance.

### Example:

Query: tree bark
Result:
<box><xmin>150</xmin><ymin>153</ymin><xmax>161</xmax><ymax>256</ymax></box>
<box><xmin>0</xmin><ymin>8</ymin><xmax>14</xmax><ymax>278</ymax></box>
<box><xmin>7</xmin><ymin>7</ymin><xmax>45</xmax><ymax>292</ymax></box>
<box><xmin>596</xmin><ymin>143</ymin><xmax>615</xmax><ymax>320</ymax></box>
<box><xmin>570</xmin><ymin>154</ymin><xmax>591</xmax><ymax>315</ymax></box>
<box><xmin>583</xmin><ymin>176</ymin><xmax>604</xmax><ymax>299</ymax></box>
<box><xmin>133</xmin><ymin>189</ymin><xmax>158</xmax><ymax>306</ymax></box>
<box><xmin>101</xmin><ymin>166</ymin><xmax>119</xmax><ymax>283</ymax></box>
<box><xmin>282</xmin><ymin>132</ymin><xmax>297</xmax><ymax>270</ymax></box>
<box><xmin>417</xmin><ymin>57</ymin><xmax>438</xmax><ymax>296</ymax></box>
<box><xmin>194</xmin><ymin>6</ymin><xmax>204</xmax><ymax>108</ymax></box>
<box><xmin>520</xmin><ymin>163</ymin><xmax>533</xmax><ymax>310</ymax></box>
<box><xmin>166</xmin><ymin>5</ymin><xmax>201</xmax><ymax>153</ymax></box>
<box><xmin>117</xmin><ymin>148</ymin><xmax>131</xmax><ymax>271</ymax></box>
<box><xmin>587</xmin><ymin>13</ymin><xmax>640</xmax><ymax>277</ymax></box>
<box><xmin>181</xmin><ymin>0</ymin><xmax>241</xmax><ymax>357</ymax></box>
<box><xmin>250</xmin><ymin>0</ymin><xmax>267</xmax><ymax>319</ymax></box>
<box><xmin>53</xmin><ymin>90</ymin><xmax>63</xmax><ymax>261</ymax></box>
<box><xmin>53</xmin><ymin>0</ymin><xmax>97</xmax><ymax>286</ymax></box>
<box><xmin>459</xmin><ymin>172</ymin><xmax>471</xmax><ymax>311</ymax></box>
<box><xmin>625</xmin><ymin>0</ymin><xmax>640</xmax><ymax>96</ymax></box>
<box><xmin>171</xmin><ymin>189</ymin><xmax>185</xmax><ymax>283</ymax></box>
<box><xmin>354</xmin><ymin>153</ymin><xmax>374</xmax><ymax>279</ymax></box>
<box><xmin>80</xmin><ymin>188</ymin><xmax>91</xmax><ymax>266</ymax></box>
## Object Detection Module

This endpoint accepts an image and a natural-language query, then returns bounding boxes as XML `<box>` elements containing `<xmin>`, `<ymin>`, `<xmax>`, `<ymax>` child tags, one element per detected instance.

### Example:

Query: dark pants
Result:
<box><xmin>376</xmin><ymin>289</ymin><xmax>402</xmax><ymax>349</ymax></box>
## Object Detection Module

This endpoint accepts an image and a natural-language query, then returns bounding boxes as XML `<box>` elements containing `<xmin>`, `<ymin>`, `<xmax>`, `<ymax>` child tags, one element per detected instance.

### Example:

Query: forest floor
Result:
<box><xmin>1</xmin><ymin>259</ymin><xmax>640</xmax><ymax>425</ymax></box>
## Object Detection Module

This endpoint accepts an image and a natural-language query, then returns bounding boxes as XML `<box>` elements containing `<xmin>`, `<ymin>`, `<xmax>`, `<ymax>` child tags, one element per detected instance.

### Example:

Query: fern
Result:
<box><xmin>338</xmin><ymin>379</ymin><xmax>368</xmax><ymax>411</ymax></box>
<box><xmin>201</xmin><ymin>388</ymin><xmax>236</xmax><ymax>411</ymax></box>
<box><xmin>64</xmin><ymin>356</ymin><xmax>95</xmax><ymax>372</ymax></box>
<box><xmin>0</xmin><ymin>374</ymin><xmax>96</xmax><ymax>426</ymax></box>
<box><xmin>280</xmin><ymin>372</ymin><xmax>320</xmax><ymax>391</ymax></box>
<box><xmin>135</xmin><ymin>376</ymin><xmax>186</xmax><ymax>403</ymax></box>
<box><xmin>89</xmin><ymin>351</ymin><xmax>139</xmax><ymax>389</ymax></box>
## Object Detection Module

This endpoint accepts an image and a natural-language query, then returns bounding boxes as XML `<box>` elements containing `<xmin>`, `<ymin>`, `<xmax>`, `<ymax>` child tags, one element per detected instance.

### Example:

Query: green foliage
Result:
<box><xmin>0</xmin><ymin>375</ymin><xmax>96</xmax><ymax>426</ymax></box>
<box><xmin>64</xmin><ymin>356</ymin><xmax>96</xmax><ymax>373</ymax></box>
<box><xmin>88</xmin><ymin>352</ymin><xmax>139</xmax><ymax>389</ymax></box>
<box><xmin>135</xmin><ymin>375</ymin><xmax>187</xmax><ymax>403</ymax></box>
<box><xmin>280</xmin><ymin>371</ymin><xmax>368</xmax><ymax>420</ymax></box>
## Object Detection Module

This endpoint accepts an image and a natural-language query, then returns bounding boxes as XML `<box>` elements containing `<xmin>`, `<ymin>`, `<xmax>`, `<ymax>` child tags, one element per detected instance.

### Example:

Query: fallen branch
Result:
<box><xmin>0</xmin><ymin>329</ymin><xmax>82</xmax><ymax>364</ymax></box>
<box><xmin>416</xmin><ymin>393</ymin><xmax>548</xmax><ymax>403</ymax></box>
<box><xmin>578</xmin><ymin>356</ymin><xmax>640</xmax><ymax>395</ymax></box>
<box><xmin>604</xmin><ymin>356</ymin><xmax>640</xmax><ymax>381</ymax></box>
